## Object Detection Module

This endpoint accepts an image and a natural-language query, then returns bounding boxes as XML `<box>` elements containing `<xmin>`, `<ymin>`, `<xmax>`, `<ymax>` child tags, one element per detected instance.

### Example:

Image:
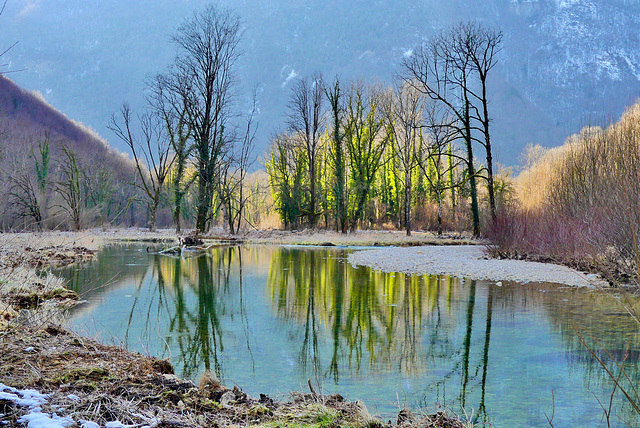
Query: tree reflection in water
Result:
<box><xmin>61</xmin><ymin>245</ymin><xmax>640</xmax><ymax>426</ymax></box>
<box><xmin>267</xmin><ymin>251</ymin><xmax>506</xmax><ymax>421</ymax></box>
<box><xmin>267</xmin><ymin>248</ymin><xmax>449</xmax><ymax>380</ymax></box>
<box><xmin>150</xmin><ymin>247</ymin><xmax>242</xmax><ymax>379</ymax></box>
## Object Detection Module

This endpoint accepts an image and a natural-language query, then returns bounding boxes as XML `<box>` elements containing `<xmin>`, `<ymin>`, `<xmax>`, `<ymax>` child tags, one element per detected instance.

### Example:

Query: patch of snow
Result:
<box><xmin>18</xmin><ymin>410</ymin><xmax>74</xmax><ymax>427</ymax></box>
<box><xmin>80</xmin><ymin>421</ymin><xmax>100</xmax><ymax>428</ymax></box>
<box><xmin>595</xmin><ymin>52</ymin><xmax>621</xmax><ymax>81</ymax></box>
<box><xmin>0</xmin><ymin>385</ymin><xmax>49</xmax><ymax>407</ymax></box>
<box><xmin>555</xmin><ymin>0</ymin><xmax>586</xmax><ymax>9</ymax></box>
<box><xmin>618</xmin><ymin>51</ymin><xmax>640</xmax><ymax>81</ymax></box>
<box><xmin>0</xmin><ymin>383</ymin><xmax>91</xmax><ymax>428</ymax></box>
<box><xmin>280</xmin><ymin>65</ymin><xmax>298</xmax><ymax>88</ymax></box>
<box><xmin>105</xmin><ymin>422</ymin><xmax>137</xmax><ymax>428</ymax></box>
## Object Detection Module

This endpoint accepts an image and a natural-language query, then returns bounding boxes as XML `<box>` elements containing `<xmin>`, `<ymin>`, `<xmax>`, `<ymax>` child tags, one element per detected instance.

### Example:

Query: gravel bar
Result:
<box><xmin>348</xmin><ymin>245</ymin><xmax>607</xmax><ymax>287</ymax></box>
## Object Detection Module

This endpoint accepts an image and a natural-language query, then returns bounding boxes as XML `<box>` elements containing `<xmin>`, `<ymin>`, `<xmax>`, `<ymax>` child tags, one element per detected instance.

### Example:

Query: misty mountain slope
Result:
<box><xmin>0</xmin><ymin>74</ymin><xmax>134</xmax><ymax>178</ymax></box>
<box><xmin>504</xmin><ymin>0</ymin><xmax>640</xmax><ymax>117</ymax></box>
<box><xmin>1</xmin><ymin>0</ymin><xmax>638</xmax><ymax>166</ymax></box>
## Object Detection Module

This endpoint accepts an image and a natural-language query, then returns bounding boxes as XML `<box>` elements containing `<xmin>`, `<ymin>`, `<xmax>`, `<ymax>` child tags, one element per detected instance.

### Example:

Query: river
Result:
<box><xmin>57</xmin><ymin>244</ymin><xmax>640</xmax><ymax>427</ymax></box>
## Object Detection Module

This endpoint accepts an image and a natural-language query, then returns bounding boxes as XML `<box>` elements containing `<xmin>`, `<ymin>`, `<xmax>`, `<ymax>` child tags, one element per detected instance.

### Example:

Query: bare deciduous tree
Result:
<box><xmin>148</xmin><ymin>74</ymin><xmax>194</xmax><ymax>234</ymax></box>
<box><xmin>0</xmin><ymin>0</ymin><xmax>22</xmax><ymax>75</ymax></box>
<box><xmin>403</xmin><ymin>22</ymin><xmax>503</xmax><ymax>235</ymax></box>
<box><xmin>403</xmin><ymin>23</ymin><xmax>486</xmax><ymax>237</ymax></box>
<box><xmin>6</xmin><ymin>136</ymin><xmax>54</xmax><ymax>230</ymax></box>
<box><xmin>460</xmin><ymin>22</ymin><xmax>503</xmax><ymax>223</ymax></box>
<box><xmin>169</xmin><ymin>4</ymin><xmax>243</xmax><ymax>233</ymax></box>
<box><xmin>325</xmin><ymin>77</ymin><xmax>347</xmax><ymax>233</ymax></box>
<box><xmin>287</xmin><ymin>74</ymin><xmax>325</xmax><ymax>227</ymax></box>
<box><xmin>421</xmin><ymin>100</ymin><xmax>465</xmax><ymax>235</ymax></box>
<box><xmin>109</xmin><ymin>104</ymin><xmax>175</xmax><ymax>232</ymax></box>
<box><xmin>54</xmin><ymin>146</ymin><xmax>84</xmax><ymax>231</ymax></box>
<box><xmin>7</xmin><ymin>164</ymin><xmax>43</xmax><ymax>229</ymax></box>
<box><xmin>218</xmin><ymin>96</ymin><xmax>257</xmax><ymax>234</ymax></box>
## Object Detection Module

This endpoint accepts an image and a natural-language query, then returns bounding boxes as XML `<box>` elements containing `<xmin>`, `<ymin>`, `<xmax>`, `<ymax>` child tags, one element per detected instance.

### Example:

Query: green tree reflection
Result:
<box><xmin>150</xmin><ymin>248</ymin><xmax>240</xmax><ymax>379</ymax></box>
<box><xmin>266</xmin><ymin>248</ymin><xmax>446</xmax><ymax>379</ymax></box>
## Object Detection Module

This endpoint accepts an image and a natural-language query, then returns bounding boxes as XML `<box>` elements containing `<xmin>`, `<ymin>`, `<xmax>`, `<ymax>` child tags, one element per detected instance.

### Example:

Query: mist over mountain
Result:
<box><xmin>1</xmin><ymin>0</ymin><xmax>639</xmax><ymax>166</ymax></box>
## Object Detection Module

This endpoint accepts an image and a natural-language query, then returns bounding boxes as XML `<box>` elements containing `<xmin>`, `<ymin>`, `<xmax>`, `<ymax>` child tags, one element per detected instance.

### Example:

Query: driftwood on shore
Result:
<box><xmin>157</xmin><ymin>240</ymin><xmax>245</xmax><ymax>257</ymax></box>
<box><xmin>157</xmin><ymin>244</ymin><xmax>215</xmax><ymax>257</ymax></box>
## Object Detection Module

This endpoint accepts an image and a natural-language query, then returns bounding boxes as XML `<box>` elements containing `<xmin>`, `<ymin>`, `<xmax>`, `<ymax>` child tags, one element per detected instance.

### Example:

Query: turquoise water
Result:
<box><xmin>59</xmin><ymin>244</ymin><xmax>640</xmax><ymax>427</ymax></box>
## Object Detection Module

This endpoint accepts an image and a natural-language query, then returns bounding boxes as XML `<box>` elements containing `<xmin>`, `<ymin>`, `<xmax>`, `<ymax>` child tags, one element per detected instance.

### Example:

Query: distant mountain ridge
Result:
<box><xmin>1</xmin><ymin>0</ymin><xmax>638</xmax><ymax>166</ymax></box>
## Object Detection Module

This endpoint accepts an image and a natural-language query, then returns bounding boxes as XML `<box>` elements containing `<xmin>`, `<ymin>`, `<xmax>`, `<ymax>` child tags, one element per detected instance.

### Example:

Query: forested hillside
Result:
<box><xmin>0</xmin><ymin>75</ymin><xmax>140</xmax><ymax>230</ymax></box>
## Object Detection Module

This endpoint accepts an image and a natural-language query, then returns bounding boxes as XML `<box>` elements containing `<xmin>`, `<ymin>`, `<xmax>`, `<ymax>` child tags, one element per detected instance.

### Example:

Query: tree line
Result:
<box><xmin>266</xmin><ymin>22</ymin><xmax>504</xmax><ymax>236</ymax></box>
<box><xmin>3</xmin><ymin>4</ymin><xmax>507</xmax><ymax>236</ymax></box>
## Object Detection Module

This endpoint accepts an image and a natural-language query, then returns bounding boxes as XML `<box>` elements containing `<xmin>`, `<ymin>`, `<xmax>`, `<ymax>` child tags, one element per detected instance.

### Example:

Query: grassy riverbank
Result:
<box><xmin>0</xmin><ymin>228</ymin><xmax>469</xmax><ymax>427</ymax></box>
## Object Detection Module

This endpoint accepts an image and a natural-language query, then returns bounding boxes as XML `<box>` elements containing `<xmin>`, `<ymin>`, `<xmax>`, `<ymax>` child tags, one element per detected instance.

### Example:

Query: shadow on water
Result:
<box><xmin>59</xmin><ymin>245</ymin><xmax>640</xmax><ymax>426</ymax></box>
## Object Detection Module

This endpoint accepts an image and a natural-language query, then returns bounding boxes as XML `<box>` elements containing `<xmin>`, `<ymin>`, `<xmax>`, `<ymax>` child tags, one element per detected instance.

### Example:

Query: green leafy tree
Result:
<box><xmin>265</xmin><ymin>132</ymin><xmax>306</xmax><ymax>229</ymax></box>
<box><xmin>344</xmin><ymin>82</ymin><xmax>388</xmax><ymax>230</ymax></box>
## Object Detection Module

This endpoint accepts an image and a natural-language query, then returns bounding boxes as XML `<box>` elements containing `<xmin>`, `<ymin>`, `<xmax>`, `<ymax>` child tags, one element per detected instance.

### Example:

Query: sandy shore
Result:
<box><xmin>348</xmin><ymin>245</ymin><xmax>608</xmax><ymax>287</ymax></box>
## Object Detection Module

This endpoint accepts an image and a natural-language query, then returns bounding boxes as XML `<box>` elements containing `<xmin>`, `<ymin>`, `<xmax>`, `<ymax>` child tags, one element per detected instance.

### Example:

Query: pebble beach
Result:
<box><xmin>348</xmin><ymin>245</ymin><xmax>608</xmax><ymax>287</ymax></box>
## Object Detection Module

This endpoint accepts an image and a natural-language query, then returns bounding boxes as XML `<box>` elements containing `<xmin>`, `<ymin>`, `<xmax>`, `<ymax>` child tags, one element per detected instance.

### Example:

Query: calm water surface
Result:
<box><xmin>58</xmin><ymin>244</ymin><xmax>640</xmax><ymax>427</ymax></box>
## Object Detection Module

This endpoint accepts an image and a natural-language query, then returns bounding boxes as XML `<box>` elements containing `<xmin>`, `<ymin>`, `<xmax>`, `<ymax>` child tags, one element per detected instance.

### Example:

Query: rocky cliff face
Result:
<box><xmin>1</xmin><ymin>0</ymin><xmax>638</xmax><ymax>165</ymax></box>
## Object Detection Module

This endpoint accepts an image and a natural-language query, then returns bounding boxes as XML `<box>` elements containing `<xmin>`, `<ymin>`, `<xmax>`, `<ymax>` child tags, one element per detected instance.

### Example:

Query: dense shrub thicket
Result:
<box><xmin>488</xmin><ymin>100</ymin><xmax>640</xmax><ymax>284</ymax></box>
